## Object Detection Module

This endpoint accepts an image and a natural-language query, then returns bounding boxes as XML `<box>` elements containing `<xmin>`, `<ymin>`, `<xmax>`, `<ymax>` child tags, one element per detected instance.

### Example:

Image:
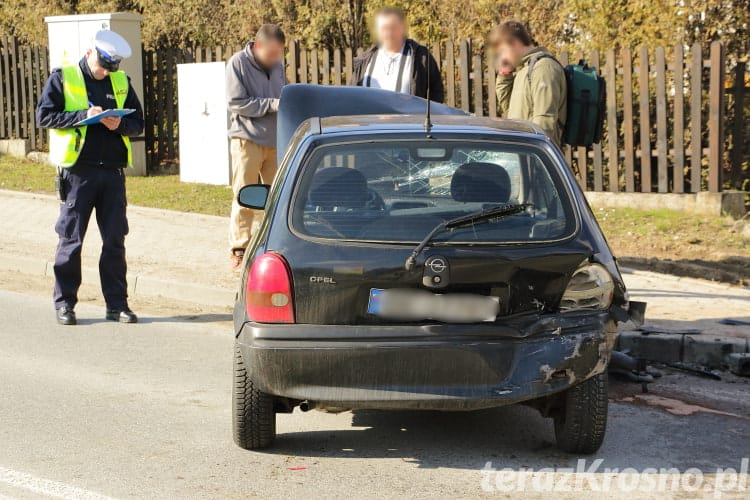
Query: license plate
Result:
<box><xmin>367</xmin><ymin>288</ymin><xmax>500</xmax><ymax>323</ymax></box>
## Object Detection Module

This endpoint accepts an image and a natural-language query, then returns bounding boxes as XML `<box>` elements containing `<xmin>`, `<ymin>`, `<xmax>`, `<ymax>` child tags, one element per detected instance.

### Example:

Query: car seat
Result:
<box><xmin>450</xmin><ymin>162</ymin><xmax>511</xmax><ymax>204</ymax></box>
<box><xmin>308</xmin><ymin>167</ymin><xmax>369</xmax><ymax>210</ymax></box>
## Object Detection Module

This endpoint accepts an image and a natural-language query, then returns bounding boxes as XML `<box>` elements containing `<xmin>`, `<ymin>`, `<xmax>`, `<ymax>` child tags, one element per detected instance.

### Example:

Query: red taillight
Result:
<box><xmin>245</xmin><ymin>253</ymin><xmax>295</xmax><ymax>323</ymax></box>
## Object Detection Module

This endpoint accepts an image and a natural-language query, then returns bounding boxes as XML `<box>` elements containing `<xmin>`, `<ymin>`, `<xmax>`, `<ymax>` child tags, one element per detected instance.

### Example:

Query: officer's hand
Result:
<box><xmin>87</xmin><ymin>106</ymin><xmax>104</xmax><ymax>118</ymax></box>
<box><xmin>100</xmin><ymin>116</ymin><xmax>122</xmax><ymax>131</ymax></box>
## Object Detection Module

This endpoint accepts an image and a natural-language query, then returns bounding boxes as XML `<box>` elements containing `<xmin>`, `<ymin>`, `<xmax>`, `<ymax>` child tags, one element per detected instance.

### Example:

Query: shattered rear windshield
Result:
<box><xmin>290</xmin><ymin>140</ymin><xmax>576</xmax><ymax>243</ymax></box>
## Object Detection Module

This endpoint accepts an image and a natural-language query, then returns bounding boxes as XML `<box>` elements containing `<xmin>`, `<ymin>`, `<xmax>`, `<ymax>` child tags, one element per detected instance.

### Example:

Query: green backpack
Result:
<box><xmin>528</xmin><ymin>55</ymin><xmax>605</xmax><ymax>147</ymax></box>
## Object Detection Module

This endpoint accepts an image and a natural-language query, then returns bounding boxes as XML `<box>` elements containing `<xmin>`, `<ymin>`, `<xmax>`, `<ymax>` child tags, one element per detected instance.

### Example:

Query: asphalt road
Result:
<box><xmin>1</xmin><ymin>289</ymin><xmax>749</xmax><ymax>499</ymax></box>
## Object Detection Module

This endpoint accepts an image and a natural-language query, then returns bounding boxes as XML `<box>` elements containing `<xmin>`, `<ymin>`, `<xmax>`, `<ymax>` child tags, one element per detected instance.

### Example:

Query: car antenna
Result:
<box><xmin>423</xmin><ymin>16</ymin><xmax>434</xmax><ymax>138</ymax></box>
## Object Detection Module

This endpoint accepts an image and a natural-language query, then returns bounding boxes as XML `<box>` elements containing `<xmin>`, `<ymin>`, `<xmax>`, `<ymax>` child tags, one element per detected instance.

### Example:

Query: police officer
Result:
<box><xmin>36</xmin><ymin>30</ymin><xmax>144</xmax><ymax>325</ymax></box>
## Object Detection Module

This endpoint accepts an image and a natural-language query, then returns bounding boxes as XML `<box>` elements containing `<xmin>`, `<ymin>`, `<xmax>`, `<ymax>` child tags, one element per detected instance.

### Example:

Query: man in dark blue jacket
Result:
<box><xmin>36</xmin><ymin>29</ymin><xmax>144</xmax><ymax>326</ymax></box>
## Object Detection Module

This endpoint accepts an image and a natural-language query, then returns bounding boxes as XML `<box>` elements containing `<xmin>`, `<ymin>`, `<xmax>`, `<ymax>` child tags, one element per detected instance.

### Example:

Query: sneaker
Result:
<box><xmin>230</xmin><ymin>249</ymin><xmax>245</xmax><ymax>272</ymax></box>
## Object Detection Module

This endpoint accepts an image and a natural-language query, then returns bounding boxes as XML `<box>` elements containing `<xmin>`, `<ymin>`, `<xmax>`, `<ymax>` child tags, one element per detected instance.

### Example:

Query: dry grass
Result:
<box><xmin>0</xmin><ymin>155</ymin><xmax>232</xmax><ymax>216</ymax></box>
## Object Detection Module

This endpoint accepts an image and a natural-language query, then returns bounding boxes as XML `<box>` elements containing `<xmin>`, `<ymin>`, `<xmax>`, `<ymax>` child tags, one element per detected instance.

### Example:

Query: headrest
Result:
<box><xmin>308</xmin><ymin>167</ymin><xmax>369</xmax><ymax>209</ymax></box>
<box><xmin>450</xmin><ymin>162</ymin><xmax>511</xmax><ymax>204</ymax></box>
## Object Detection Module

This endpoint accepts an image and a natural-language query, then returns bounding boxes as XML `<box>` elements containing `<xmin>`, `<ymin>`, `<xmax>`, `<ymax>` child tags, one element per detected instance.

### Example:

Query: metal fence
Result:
<box><xmin>1</xmin><ymin>36</ymin><xmax>747</xmax><ymax>193</ymax></box>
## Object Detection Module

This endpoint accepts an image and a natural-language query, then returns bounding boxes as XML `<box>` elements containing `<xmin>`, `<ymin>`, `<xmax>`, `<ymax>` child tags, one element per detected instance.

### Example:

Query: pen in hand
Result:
<box><xmin>86</xmin><ymin>101</ymin><xmax>104</xmax><ymax>120</ymax></box>
<box><xmin>86</xmin><ymin>101</ymin><xmax>121</xmax><ymax>131</ymax></box>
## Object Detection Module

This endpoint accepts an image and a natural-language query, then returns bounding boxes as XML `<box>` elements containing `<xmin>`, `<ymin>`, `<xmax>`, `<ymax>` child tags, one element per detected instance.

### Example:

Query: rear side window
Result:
<box><xmin>291</xmin><ymin>140</ymin><xmax>576</xmax><ymax>243</ymax></box>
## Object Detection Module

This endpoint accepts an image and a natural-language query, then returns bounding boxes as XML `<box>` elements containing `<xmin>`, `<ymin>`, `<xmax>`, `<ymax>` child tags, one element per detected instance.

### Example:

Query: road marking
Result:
<box><xmin>0</xmin><ymin>467</ymin><xmax>115</xmax><ymax>500</ymax></box>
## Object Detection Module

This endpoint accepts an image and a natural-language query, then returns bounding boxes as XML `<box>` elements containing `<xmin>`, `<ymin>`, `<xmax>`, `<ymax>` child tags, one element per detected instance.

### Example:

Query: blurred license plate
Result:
<box><xmin>367</xmin><ymin>288</ymin><xmax>500</xmax><ymax>323</ymax></box>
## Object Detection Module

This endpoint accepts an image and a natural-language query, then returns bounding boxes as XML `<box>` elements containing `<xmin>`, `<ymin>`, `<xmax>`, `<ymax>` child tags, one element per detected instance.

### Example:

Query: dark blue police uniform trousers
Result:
<box><xmin>53</xmin><ymin>164</ymin><xmax>129</xmax><ymax>310</ymax></box>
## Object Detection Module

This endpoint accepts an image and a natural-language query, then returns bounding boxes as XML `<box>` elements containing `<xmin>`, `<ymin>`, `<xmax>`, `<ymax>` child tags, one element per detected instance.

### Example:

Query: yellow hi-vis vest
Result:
<box><xmin>49</xmin><ymin>65</ymin><xmax>132</xmax><ymax>168</ymax></box>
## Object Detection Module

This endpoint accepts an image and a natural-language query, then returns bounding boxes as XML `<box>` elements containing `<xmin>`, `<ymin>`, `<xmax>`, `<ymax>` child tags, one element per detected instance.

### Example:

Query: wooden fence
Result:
<box><xmin>1</xmin><ymin>35</ymin><xmax>747</xmax><ymax>194</ymax></box>
<box><xmin>0</xmin><ymin>36</ymin><xmax>49</xmax><ymax>152</ymax></box>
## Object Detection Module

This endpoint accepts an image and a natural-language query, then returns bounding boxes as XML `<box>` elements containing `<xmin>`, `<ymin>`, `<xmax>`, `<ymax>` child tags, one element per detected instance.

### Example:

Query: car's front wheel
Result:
<box><xmin>233</xmin><ymin>346</ymin><xmax>276</xmax><ymax>449</ymax></box>
<box><xmin>553</xmin><ymin>373</ymin><xmax>608</xmax><ymax>454</ymax></box>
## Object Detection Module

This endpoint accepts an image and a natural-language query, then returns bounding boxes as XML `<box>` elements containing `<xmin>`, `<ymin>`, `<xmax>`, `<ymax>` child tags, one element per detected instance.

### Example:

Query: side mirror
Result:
<box><xmin>237</xmin><ymin>184</ymin><xmax>270</xmax><ymax>209</ymax></box>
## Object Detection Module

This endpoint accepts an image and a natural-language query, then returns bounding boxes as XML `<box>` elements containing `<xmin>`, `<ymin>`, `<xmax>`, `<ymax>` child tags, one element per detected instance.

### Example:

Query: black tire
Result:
<box><xmin>233</xmin><ymin>345</ymin><xmax>276</xmax><ymax>449</ymax></box>
<box><xmin>553</xmin><ymin>373</ymin><xmax>608</xmax><ymax>454</ymax></box>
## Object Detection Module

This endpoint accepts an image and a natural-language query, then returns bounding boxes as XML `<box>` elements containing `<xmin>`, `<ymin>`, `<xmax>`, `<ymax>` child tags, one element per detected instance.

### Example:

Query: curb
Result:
<box><xmin>0</xmin><ymin>255</ymin><xmax>235</xmax><ymax>307</ymax></box>
<box><xmin>617</xmin><ymin>268</ymin><xmax>750</xmax><ymax>373</ymax></box>
<box><xmin>616</xmin><ymin>330</ymin><xmax>750</xmax><ymax>372</ymax></box>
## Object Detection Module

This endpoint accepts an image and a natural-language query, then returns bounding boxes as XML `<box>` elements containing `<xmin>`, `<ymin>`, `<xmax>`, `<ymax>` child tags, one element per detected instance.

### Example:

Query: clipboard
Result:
<box><xmin>73</xmin><ymin>108</ymin><xmax>136</xmax><ymax>127</ymax></box>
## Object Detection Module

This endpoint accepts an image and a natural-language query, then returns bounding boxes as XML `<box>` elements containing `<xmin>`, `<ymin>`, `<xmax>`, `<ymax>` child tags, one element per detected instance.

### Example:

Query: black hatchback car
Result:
<box><xmin>232</xmin><ymin>85</ymin><xmax>644</xmax><ymax>454</ymax></box>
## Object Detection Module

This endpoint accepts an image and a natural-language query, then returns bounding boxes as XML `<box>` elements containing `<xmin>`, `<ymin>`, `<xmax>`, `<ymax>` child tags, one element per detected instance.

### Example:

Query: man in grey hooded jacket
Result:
<box><xmin>226</xmin><ymin>24</ymin><xmax>287</xmax><ymax>271</ymax></box>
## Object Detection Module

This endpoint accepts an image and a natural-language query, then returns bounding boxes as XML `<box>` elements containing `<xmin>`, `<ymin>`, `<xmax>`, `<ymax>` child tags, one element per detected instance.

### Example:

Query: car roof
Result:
<box><xmin>317</xmin><ymin>114</ymin><xmax>546</xmax><ymax>138</ymax></box>
<box><xmin>277</xmin><ymin>85</ymin><xmax>551</xmax><ymax>162</ymax></box>
<box><xmin>279</xmin><ymin>85</ymin><xmax>486</xmax><ymax>161</ymax></box>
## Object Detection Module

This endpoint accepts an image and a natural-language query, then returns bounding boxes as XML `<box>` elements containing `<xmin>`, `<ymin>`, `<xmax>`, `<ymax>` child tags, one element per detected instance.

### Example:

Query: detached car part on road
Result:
<box><xmin>232</xmin><ymin>85</ymin><xmax>645</xmax><ymax>454</ymax></box>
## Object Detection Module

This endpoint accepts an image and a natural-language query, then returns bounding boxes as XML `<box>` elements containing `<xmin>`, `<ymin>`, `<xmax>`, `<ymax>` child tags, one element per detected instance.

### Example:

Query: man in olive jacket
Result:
<box><xmin>492</xmin><ymin>21</ymin><xmax>566</xmax><ymax>146</ymax></box>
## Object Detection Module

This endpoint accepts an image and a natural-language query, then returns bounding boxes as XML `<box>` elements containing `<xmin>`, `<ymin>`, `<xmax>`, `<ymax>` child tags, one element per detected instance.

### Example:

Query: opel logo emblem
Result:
<box><xmin>428</xmin><ymin>258</ymin><xmax>447</xmax><ymax>274</ymax></box>
<box><xmin>423</xmin><ymin>255</ymin><xmax>450</xmax><ymax>289</ymax></box>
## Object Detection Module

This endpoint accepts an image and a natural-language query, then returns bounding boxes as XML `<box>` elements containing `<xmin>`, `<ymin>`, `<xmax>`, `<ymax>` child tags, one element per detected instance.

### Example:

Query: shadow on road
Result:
<box><xmin>258</xmin><ymin>396</ymin><xmax>750</xmax><ymax>473</ymax></box>
<box><xmin>138</xmin><ymin>313</ymin><xmax>233</xmax><ymax>324</ymax></box>
<box><xmin>620</xmin><ymin>256</ymin><xmax>750</xmax><ymax>286</ymax></box>
<box><xmin>268</xmin><ymin>404</ymin><xmax>559</xmax><ymax>469</ymax></box>
<box><xmin>70</xmin><ymin>314</ymin><xmax>233</xmax><ymax>325</ymax></box>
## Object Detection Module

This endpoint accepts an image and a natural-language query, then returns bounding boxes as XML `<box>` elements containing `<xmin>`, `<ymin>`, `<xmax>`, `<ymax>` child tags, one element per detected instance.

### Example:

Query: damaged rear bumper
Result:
<box><xmin>236</xmin><ymin>311</ymin><xmax>618</xmax><ymax>410</ymax></box>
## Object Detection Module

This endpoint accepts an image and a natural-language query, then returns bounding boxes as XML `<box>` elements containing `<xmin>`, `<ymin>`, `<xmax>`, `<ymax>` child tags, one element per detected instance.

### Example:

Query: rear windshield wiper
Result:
<box><xmin>404</xmin><ymin>204</ymin><xmax>530</xmax><ymax>270</ymax></box>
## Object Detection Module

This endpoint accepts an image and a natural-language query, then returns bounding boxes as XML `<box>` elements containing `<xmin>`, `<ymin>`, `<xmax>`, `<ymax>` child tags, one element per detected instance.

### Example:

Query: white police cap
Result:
<box><xmin>93</xmin><ymin>30</ymin><xmax>132</xmax><ymax>60</ymax></box>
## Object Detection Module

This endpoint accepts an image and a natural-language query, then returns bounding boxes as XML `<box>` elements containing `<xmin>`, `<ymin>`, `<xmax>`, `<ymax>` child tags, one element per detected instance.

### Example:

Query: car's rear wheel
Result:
<box><xmin>233</xmin><ymin>345</ymin><xmax>276</xmax><ymax>449</ymax></box>
<box><xmin>553</xmin><ymin>373</ymin><xmax>608</xmax><ymax>454</ymax></box>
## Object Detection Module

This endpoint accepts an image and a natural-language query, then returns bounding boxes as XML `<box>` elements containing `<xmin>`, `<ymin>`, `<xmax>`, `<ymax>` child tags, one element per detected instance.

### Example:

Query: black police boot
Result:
<box><xmin>106</xmin><ymin>309</ymin><xmax>138</xmax><ymax>324</ymax></box>
<box><xmin>56</xmin><ymin>307</ymin><xmax>77</xmax><ymax>326</ymax></box>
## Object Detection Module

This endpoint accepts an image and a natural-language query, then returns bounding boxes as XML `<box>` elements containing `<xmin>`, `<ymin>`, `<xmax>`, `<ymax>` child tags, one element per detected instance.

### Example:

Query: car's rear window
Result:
<box><xmin>290</xmin><ymin>140</ymin><xmax>576</xmax><ymax>243</ymax></box>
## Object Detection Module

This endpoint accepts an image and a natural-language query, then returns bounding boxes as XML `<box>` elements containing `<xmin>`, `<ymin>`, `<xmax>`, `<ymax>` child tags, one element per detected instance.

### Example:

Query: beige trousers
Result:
<box><xmin>229</xmin><ymin>138</ymin><xmax>277</xmax><ymax>251</ymax></box>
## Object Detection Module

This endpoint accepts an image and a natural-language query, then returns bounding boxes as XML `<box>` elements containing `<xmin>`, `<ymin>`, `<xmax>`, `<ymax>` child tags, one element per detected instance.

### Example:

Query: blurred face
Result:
<box><xmin>375</xmin><ymin>13</ymin><xmax>407</xmax><ymax>52</ymax></box>
<box><xmin>253</xmin><ymin>38</ymin><xmax>284</xmax><ymax>68</ymax></box>
<box><xmin>85</xmin><ymin>49</ymin><xmax>111</xmax><ymax>80</ymax></box>
<box><xmin>494</xmin><ymin>38</ymin><xmax>528</xmax><ymax>69</ymax></box>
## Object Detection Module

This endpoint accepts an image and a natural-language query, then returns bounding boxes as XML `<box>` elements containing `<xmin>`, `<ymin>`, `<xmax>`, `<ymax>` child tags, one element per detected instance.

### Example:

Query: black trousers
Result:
<box><xmin>53</xmin><ymin>164</ymin><xmax>129</xmax><ymax>310</ymax></box>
